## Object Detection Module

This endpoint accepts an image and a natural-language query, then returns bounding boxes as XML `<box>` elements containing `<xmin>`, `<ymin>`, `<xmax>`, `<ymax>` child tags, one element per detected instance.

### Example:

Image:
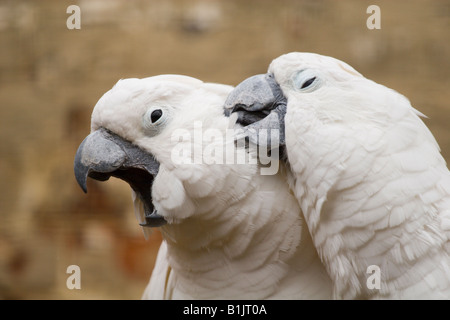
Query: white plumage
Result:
<box><xmin>266</xmin><ymin>52</ymin><xmax>450</xmax><ymax>299</ymax></box>
<box><xmin>88</xmin><ymin>75</ymin><xmax>332</xmax><ymax>299</ymax></box>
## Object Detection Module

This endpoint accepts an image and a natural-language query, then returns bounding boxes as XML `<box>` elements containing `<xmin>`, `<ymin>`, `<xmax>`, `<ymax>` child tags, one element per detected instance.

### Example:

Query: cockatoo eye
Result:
<box><xmin>301</xmin><ymin>77</ymin><xmax>316</xmax><ymax>89</ymax></box>
<box><xmin>143</xmin><ymin>107</ymin><xmax>169</xmax><ymax>136</ymax></box>
<box><xmin>292</xmin><ymin>69</ymin><xmax>321</xmax><ymax>92</ymax></box>
<box><xmin>150</xmin><ymin>109</ymin><xmax>163</xmax><ymax>123</ymax></box>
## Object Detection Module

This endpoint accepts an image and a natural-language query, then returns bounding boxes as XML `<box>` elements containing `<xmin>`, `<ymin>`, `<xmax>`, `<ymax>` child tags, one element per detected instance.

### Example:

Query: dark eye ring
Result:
<box><xmin>150</xmin><ymin>109</ymin><xmax>163</xmax><ymax>123</ymax></box>
<box><xmin>301</xmin><ymin>77</ymin><xmax>316</xmax><ymax>89</ymax></box>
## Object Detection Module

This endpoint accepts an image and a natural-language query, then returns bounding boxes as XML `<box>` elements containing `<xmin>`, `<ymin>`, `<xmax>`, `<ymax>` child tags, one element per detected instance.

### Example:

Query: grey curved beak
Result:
<box><xmin>224</xmin><ymin>73</ymin><xmax>287</xmax><ymax>148</ymax></box>
<box><xmin>74</xmin><ymin>128</ymin><xmax>166</xmax><ymax>227</ymax></box>
<box><xmin>74</xmin><ymin>129</ymin><xmax>126</xmax><ymax>193</ymax></box>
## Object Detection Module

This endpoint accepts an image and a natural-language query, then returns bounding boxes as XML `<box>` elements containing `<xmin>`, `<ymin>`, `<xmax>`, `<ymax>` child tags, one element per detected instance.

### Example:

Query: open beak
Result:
<box><xmin>224</xmin><ymin>73</ymin><xmax>287</xmax><ymax>148</ymax></box>
<box><xmin>74</xmin><ymin>128</ymin><xmax>166</xmax><ymax>227</ymax></box>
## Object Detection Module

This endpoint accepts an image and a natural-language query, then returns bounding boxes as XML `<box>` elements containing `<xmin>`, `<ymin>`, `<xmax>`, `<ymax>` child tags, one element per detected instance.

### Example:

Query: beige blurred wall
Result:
<box><xmin>0</xmin><ymin>0</ymin><xmax>448</xmax><ymax>299</ymax></box>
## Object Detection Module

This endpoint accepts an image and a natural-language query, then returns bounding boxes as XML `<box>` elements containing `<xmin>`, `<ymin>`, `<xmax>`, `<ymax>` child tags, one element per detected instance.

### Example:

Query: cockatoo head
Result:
<box><xmin>224</xmin><ymin>52</ymin><xmax>385</xmax><ymax>147</ymax></box>
<box><xmin>74</xmin><ymin>75</ymin><xmax>235</xmax><ymax>228</ymax></box>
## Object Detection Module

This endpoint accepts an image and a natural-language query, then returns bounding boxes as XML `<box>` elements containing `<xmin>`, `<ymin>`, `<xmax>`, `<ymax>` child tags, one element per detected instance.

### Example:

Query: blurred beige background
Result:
<box><xmin>0</xmin><ymin>0</ymin><xmax>448</xmax><ymax>299</ymax></box>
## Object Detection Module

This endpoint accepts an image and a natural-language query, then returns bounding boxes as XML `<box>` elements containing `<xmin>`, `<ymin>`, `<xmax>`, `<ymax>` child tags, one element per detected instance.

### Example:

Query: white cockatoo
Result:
<box><xmin>225</xmin><ymin>52</ymin><xmax>450</xmax><ymax>299</ymax></box>
<box><xmin>73</xmin><ymin>75</ymin><xmax>332</xmax><ymax>299</ymax></box>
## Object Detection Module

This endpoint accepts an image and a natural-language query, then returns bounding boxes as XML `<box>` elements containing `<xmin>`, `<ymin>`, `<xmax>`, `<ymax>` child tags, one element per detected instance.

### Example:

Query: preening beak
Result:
<box><xmin>224</xmin><ymin>73</ymin><xmax>287</xmax><ymax>148</ymax></box>
<box><xmin>74</xmin><ymin>128</ymin><xmax>166</xmax><ymax>227</ymax></box>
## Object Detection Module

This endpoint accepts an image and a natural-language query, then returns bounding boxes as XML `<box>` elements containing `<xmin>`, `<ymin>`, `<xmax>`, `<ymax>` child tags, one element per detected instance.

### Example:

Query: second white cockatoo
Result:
<box><xmin>225</xmin><ymin>52</ymin><xmax>450</xmax><ymax>299</ymax></box>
